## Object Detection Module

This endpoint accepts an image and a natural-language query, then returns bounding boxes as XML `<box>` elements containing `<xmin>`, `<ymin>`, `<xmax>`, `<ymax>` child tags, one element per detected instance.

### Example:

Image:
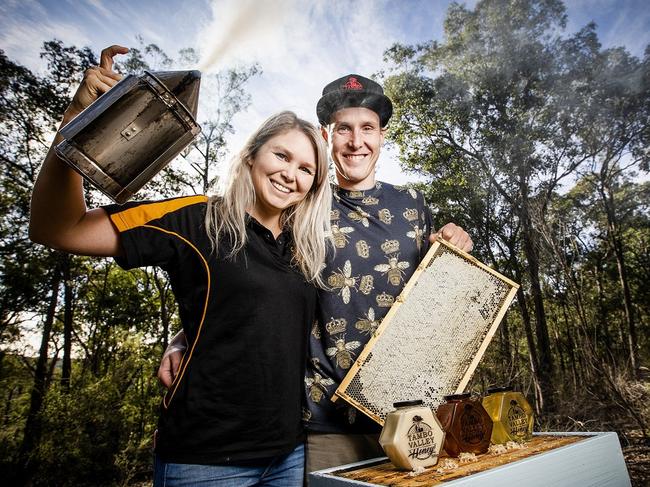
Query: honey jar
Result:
<box><xmin>379</xmin><ymin>400</ymin><xmax>445</xmax><ymax>470</ymax></box>
<box><xmin>436</xmin><ymin>393</ymin><xmax>492</xmax><ymax>457</ymax></box>
<box><xmin>482</xmin><ymin>386</ymin><xmax>534</xmax><ymax>443</ymax></box>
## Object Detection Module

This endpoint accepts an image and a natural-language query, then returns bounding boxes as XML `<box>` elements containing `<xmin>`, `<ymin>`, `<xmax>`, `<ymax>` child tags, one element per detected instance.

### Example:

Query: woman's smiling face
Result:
<box><xmin>249</xmin><ymin>128</ymin><xmax>317</xmax><ymax>219</ymax></box>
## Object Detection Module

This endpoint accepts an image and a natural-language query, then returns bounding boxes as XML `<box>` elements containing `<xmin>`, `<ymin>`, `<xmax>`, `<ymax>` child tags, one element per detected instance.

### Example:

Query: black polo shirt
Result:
<box><xmin>104</xmin><ymin>195</ymin><xmax>316</xmax><ymax>464</ymax></box>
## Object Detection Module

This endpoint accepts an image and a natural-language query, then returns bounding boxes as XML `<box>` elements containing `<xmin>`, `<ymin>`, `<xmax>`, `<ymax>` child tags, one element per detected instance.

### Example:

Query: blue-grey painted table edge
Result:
<box><xmin>309</xmin><ymin>432</ymin><xmax>631</xmax><ymax>487</ymax></box>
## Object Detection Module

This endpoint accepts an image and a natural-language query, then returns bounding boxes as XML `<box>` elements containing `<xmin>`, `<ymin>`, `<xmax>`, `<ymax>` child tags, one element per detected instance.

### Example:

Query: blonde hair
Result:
<box><xmin>205</xmin><ymin>111</ymin><xmax>332</xmax><ymax>286</ymax></box>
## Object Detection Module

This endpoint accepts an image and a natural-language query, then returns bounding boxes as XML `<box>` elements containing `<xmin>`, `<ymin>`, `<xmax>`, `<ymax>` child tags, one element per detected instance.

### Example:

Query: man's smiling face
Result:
<box><xmin>323</xmin><ymin>107</ymin><xmax>385</xmax><ymax>191</ymax></box>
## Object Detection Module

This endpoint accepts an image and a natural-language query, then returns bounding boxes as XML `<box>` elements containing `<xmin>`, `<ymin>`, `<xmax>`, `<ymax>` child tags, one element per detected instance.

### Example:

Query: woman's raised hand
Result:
<box><xmin>66</xmin><ymin>45</ymin><xmax>129</xmax><ymax>119</ymax></box>
<box><xmin>29</xmin><ymin>45</ymin><xmax>129</xmax><ymax>256</ymax></box>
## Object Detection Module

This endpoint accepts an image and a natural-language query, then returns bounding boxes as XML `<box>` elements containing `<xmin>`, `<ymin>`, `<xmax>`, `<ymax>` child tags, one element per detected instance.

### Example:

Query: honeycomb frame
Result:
<box><xmin>333</xmin><ymin>239</ymin><xmax>519</xmax><ymax>425</ymax></box>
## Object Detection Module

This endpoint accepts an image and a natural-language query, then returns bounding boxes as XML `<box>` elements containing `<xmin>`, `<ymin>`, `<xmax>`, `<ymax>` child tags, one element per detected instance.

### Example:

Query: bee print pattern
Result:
<box><xmin>362</xmin><ymin>196</ymin><xmax>379</xmax><ymax>205</ymax></box>
<box><xmin>325</xmin><ymin>317</ymin><xmax>347</xmax><ymax>335</ymax></box>
<box><xmin>407</xmin><ymin>224</ymin><xmax>425</xmax><ymax>251</ymax></box>
<box><xmin>302</xmin><ymin>407</ymin><xmax>312</xmax><ymax>422</ymax></box>
<box><xmin>395</xmin><ymin>185</ymin><xmax>416</xmax><ymax>199</ymax></box>
<box><xmin>311</xmin><ymin>321</ymin><xmax>321</xmax><ymax>339</ymax></box>
<box><xmin>374</xmin><ymin>254</ymin><xmax>410</xmax><ymax>286</ymax></box>
<box><xmin>403</xmin><ymin>208</ymin><xmax>419</xmax><ymax>223</ymax></box>
<box><xmin>348</xmin><ymin>207</ymin><xmax>371</xmax><ymax>227</ymax></box>
<box><xmin>356</xmin><ymin>240</ymin><xmax>370</xmax><ymax>258</ymax></box>
<box><xmin>347</xmin><ymin>407</ymin><xmax>357</xmax><ymax>424</ymax></box>
<box><xmin>305</xmin><ymin>372</ymin><xmax>335</xmax><ymax>403</ymax></box>
<box><xmin>331</xmin><ymin>223</ymin><xmax>354</xmax><ymax>249</ymax></box>
<box><xmin>327</xmin><ymin>260</ymin><xmax>358</xmax><ymax>304</ymax></box>
<box><xmin>378</xmin><ymin>208</ymin><xmax>394</xmax><ymax>224</ymax></box>
<box><xmin>376</xmin><ymin>292</ymin><xmax>395</xmax><ymax>308</ymax></box>
<box><xmin>326</xmin><ymin>335</ymin><xmax>362</xmax><ymax>369</ymax></box>
<box><xmin>355</xmin><ymin>307</ymin><xmax>380</xmax><ymax>335</ymax></box>
<box><xmin>359</xmin><ymin>275</ymin><xmax>374</xmax><ymax>295</ymax></box>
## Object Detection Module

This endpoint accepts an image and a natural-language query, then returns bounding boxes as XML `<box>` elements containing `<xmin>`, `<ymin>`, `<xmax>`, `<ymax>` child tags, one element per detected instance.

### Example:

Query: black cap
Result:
<box><xmin>316</xmin><ymin>74</ymin><xmax>393</xmax><ymax>127</ymax></box>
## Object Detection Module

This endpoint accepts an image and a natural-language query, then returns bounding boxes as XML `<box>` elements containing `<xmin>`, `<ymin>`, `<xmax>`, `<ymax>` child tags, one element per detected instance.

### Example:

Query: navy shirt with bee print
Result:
<box><xmin>304</xmin><ymin>181</ymin><xmax>434</xmax><ymax>434</ymax></box>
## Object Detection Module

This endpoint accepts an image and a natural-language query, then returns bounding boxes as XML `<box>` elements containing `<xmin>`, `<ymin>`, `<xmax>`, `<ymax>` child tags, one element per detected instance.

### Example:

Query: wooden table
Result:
<box><xmin>309</xmin><ymin>432</ymin><xmax>631</xmax><ymax>486</ymax></box>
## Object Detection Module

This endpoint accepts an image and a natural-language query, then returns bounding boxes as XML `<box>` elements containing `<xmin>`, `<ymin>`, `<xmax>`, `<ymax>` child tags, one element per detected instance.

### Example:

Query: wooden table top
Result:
<box><xmin>330</xmin><ymin>435</ymin><xmax>585</xmax><ymax>486</ymax></box>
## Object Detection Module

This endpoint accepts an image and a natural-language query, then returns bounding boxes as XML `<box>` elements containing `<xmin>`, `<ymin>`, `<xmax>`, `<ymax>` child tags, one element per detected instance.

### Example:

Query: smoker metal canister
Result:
<box><xmin>55</xmin><ymin>70</ymin><xmax>201</xmax><ymax>204</ymax></box>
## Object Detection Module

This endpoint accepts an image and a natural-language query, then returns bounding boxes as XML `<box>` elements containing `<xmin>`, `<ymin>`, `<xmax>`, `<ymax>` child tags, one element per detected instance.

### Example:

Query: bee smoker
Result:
<box><xmin>55</xmin><ymin>70</ymin><xmax>201</xmax><ymax>204</ymax></box>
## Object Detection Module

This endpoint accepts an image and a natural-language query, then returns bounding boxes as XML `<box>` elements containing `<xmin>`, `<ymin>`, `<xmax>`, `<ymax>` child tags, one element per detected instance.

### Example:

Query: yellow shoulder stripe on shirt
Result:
<box><xmin>109</xmin><ymin>195</ymin><xmax>208</xmax><ymax>232</ymax></box>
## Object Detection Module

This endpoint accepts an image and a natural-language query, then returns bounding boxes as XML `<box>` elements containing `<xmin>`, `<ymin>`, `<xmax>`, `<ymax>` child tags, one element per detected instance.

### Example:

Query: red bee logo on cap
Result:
<box><xmin>343</xmin><ymin>77</ymin><xmax>363</xmax><ymax>90</ymax></box>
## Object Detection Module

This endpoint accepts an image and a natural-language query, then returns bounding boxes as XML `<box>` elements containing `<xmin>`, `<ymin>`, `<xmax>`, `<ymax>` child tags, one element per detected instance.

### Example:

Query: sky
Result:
<box><xmin>1</xmin><ymin>0</ymin><xmax>649</xmax><ymax>186</ymax></box>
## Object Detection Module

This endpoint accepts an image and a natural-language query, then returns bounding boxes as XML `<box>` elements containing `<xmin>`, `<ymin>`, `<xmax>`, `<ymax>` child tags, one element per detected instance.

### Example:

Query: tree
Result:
<box><xmin>382</xmin><ymin>0</ymin><xmax>649</xmax><ymax>411</ymax></box>
<box><xmin>570</xmin><ymin>44</ymin><xmax>650</xmax><ymax>374</ymax></box>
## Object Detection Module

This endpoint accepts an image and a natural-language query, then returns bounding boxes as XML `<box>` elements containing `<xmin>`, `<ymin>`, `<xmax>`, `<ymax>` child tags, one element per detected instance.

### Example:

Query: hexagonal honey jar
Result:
<box><xmin>482</xmin><ymin>386</ymin><xmax>534</xmax><ymax>444</ymax></box>
<box><xmin>436</xmin><ymin>393</ymin><xmax>493</xmax><ymax>457</ymax></box>
<box><xmin>379</xmin><ymin>400</ymin><xmax>445</xmax><ymax>470</ymax></box>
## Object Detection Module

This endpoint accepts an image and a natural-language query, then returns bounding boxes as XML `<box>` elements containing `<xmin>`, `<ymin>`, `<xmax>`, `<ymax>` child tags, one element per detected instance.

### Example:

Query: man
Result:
<box><xmin>302</xmin><ymin>75</ymin><xmax>471</xmax><ymax>475</ymax></box>
<box><xmin>159</xmin><ymin>74</ymin><xmax>472</xmax><ymax>476</ymax></box>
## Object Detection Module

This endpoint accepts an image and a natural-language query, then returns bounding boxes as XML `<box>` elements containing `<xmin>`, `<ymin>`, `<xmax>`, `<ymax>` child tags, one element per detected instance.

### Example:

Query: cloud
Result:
<box><xmin>564</xmin><ymin>0</ymin><xmax>648</xmax><ymax>57</ymax></box>
<box><xmin>600</xmin><ymin>4</ymin><xmax>650</xmax><ymax>57</ymax></box>
<box><xmin>0</xmin><ymin>17</ymin><xmax>91</xmax><ymax>72</ymax></box>
<box><xmin>84</xmin><ymin>0</ymin><xmax>117</xmax><ymax>23</ymax></box>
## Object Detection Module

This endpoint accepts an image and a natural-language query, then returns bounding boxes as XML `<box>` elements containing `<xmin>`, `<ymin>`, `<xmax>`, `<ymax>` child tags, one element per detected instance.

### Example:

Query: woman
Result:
<box><xmin>29</xmin><ymin>46</ymin><xmax>332</xmax><ymax>486</ymax></box>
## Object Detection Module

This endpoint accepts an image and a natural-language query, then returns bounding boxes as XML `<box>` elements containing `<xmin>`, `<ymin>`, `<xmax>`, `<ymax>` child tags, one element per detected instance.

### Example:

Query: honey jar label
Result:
<box><xmin>460</xmin><ymin>405</ymin><xmax>487</xmax><ymax>445</ymax></box>
<box><xmin>507</xmin><ymin>400</ymin><xmax>528</xmax><ymax>438</ymax></box>
<box><xmin>407</xmin><ymin>415</ymin><xmax>438</xmax><ymax>460</ymax></box>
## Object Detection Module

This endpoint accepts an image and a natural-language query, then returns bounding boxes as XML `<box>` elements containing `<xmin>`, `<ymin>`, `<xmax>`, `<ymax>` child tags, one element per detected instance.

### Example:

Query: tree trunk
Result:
<box><xmin>498</xmin><ymin>314</ymin><xmax>512</xmax><ymax>383</ymax></box>
<box><xmin>61</xmin><ymin>255</ymin><xmax>73</xmax><ymax>391</ymax></box>
<box><xmin>4</xmin><ymin>385</ymin><xmax>14</xmax><ymax>427</ymax></box>
<box><xmin>514</xmin><ymin>278</ymin><xmax>544</xmax><ymax>415</ymax></box>
<box><xmin>519</xmin><ymin>189</ymin><xmax>555</xmax><ymax>411</ymax></box>
<box><xmin>561</xmin><ymin>302</ymin><xmax>579</xmax><ymax>390</ymax></box>
<box><xmin>18</xmin><ymin>259</ymin><xmax>61</xmax><ymax>483</ymax></box>
<box><xmin>600</xmin><ymin>179</ymin><xmax>637</xmax><ymax>374</ymax></box>
<box><xmin>551</xmin><ymin>313</ymin><xmax>566</xmax><ymax>378</ymax></box>
<box><xmin>594</xmin><ymin>257</ymin><xmax>614</xmax><ymax>356</ymax></box>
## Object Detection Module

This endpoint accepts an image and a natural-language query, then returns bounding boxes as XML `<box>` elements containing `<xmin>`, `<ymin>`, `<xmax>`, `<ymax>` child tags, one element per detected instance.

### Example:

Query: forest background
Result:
<box><xmin>0</xmin><ymin>0</ymin><xmax>648</xmax><ymax>485</ymax></box>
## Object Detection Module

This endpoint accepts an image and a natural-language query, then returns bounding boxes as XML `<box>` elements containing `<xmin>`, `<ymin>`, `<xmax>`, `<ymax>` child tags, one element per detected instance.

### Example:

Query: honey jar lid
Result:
<box><xmin>443</xmin><ymin>392</ymin><xmax>471</xmax><ymax>401</ymax></box>
<box><xmin>486</xmin><ymin>386</ymin><xmax>514</xmax><ymax>394</ymax></box>
<box><xmin>393</xmin><ymin>399</ymin><xmax>423</xmax><ymax>408</ymax></box>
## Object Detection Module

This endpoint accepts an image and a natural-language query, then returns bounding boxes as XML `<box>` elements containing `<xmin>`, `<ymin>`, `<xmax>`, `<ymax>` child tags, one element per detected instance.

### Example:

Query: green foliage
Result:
<box><xmin>0</xmin><ymin>353</ymin><xmax>32</xmax><ymax>461</ymax></box>
<box><xmin>26</xmin><ymin>333</ymin><xmax>160</xmax><ymax>487</ymax></box>
<box><xmin>1</xmin><ymin>326</ymin><xmax>164</xmax><ymax>486</ymax></box>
